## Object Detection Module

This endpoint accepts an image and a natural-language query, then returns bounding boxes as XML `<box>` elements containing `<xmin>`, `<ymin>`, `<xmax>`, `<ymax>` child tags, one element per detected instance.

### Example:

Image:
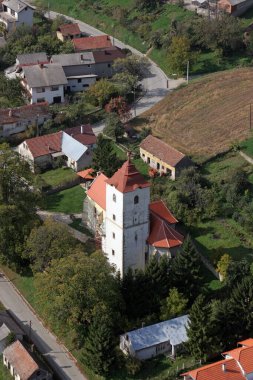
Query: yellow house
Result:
<box><xmin>140</xmin><ymin>135</ymin><xmax>192</xmax><ymax>180</ymax></box>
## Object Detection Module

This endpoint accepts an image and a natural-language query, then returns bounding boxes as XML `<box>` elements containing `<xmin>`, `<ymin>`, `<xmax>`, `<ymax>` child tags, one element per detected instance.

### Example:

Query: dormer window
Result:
<box><xmin>113</xmin><ymin>194</ymin><xmax>116</xmax><ymax>202</ymax></box>
<box><xmin>134</xmin><ymin>195</ymin><xmax>139</xmax><ymax>204</ymax></box>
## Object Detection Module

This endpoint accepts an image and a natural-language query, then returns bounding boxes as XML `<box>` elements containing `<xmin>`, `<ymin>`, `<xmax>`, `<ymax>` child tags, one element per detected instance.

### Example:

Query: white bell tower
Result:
<box><xmin>103</xmin><ymin>156</ymin><xmax>150</xmax><ymax>276</ymax></box>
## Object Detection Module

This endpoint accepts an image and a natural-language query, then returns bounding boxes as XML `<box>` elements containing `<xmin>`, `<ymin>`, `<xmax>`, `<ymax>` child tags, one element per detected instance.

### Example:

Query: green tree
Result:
<box><xmin>187</xmin><ymin>295</ymin><xmax>213</xmax><ymax>360</ymax></box>
<box><xmin>86</xmin><ymin>79</ymin><xmax>117</xmax><ymax>106</ymax></box>
<box><xmin>113</xmin><ymin>54</ymin><xmax>150</xmax><ymax>81</ymax></box>
<box><xmin>167</xmin><ymin>36</ymin><xmax>192</xmax><ymax>76</ymax></box>
<box><xmin>92</xmin><ymin>134</ymin><xmax>122</xmax><ymax>176</ymax></box>
<box><xmin>35</xmin><ymin>251</ymin><xmax>123</xmax><ymax>345</ymax></box>
<box><xmin>112</xmin><ymin>72</ymin><xmax>139</xmax><ymax>95</ymax></box>
<box><xmin>104</xmin><ymin>112</ymin><xmax>125</xmax><ymax>142</ymax></box>
<box><xmin>216</xmin><ymin>253</ymin><xmax>231</xmax><ymax>281</ymax></box>
<box><xmin>171</xmin><ymin>235</ymin><xmax>202</xmax><ymax>302</ymax></box>
<box><xmin>160</xmin><ymin>287</ymin><xmax>188</xmax><ymax>321</ymax></box>
<box><xmin>82</xmin><ymin>310</ymin><xmax>115</xmax><ymax>375</ymax></box>
<box><xmin>24</xmin><ymin>219</ymin><xmax>79</xmax><ymax>272</ymax></box>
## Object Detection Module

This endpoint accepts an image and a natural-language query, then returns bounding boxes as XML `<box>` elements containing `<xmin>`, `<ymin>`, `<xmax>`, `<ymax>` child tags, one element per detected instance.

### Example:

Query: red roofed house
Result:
<box><xmin>73</xmin><ymin>35</ymin><xmax>112</xmax><ymax>52</ymax></box>
<box><xmin>182</xmin><ymin>339</ymin><xmax>253</xmax><ymax>380</ymax></box>
<box><xmin>3</xmin><ymin>340</ymin><xmax>52</xmax><ymax>380</ymax></box>
<box><xmin>56</xmin><ymin>23</ymin><xmax>81</xmax><ymax>42</ymax></box>
<box><xmin>140</xmin><ymin>135</ymin><xmax>193</xmax><ymax>180</ymax></box>
<box><xmin>83</xmin><ymin>155</ymin><xmax>184</xmax><ymax>276</ymax></box>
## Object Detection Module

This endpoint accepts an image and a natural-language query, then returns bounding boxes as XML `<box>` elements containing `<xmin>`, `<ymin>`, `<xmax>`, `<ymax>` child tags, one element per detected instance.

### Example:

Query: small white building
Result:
<box><xmin>0</xmin><ymin>0</ymin><xmax>34</xmax><ymax>31</ymax></box>
<box><xmin>21</xmin><ymin>64</ymin><xmax>68</xmax><ymax>104</ymax></box>
<box><xmin>120</xmin><ymin>315</ymin><xmax>189</xmax><ymax>360</ymax></box>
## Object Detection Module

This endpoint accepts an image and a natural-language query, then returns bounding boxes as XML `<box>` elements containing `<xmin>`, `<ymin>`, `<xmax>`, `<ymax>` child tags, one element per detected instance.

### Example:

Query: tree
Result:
<box><xmin>136</xmin><ymin>0</ymin><xmax>160</xmax><ymax>10</ymax></box>
<box><xmin>104</xmin><ymin>112</ymin><xmax>125</xmax><ymax>142</ymax></box>
<box><xmin>171</xmin><ymin>235</ymin><xmax>202</xmax><ymax>302</ymax></box>
<box><xmin>92</xmin><ymin>134</ymin><xmax>122</xmax><ymax>176</ymax></box>
<box><xmin>105</xmin><ymin>96</ymin><xmax>131</xmax><ymax>122</ymax></box>
<box><xmin>187</xmin><ymin>295</ymin><xmax>213</xmax><ymax>360</ymax></box>
<box><xmin>113</xmin><ymin>54</ymin><xmax>150</xmax><ymax>81</ymax></box>
<box><xmin>225</xmin><ymin>259</ymin><xmax>250</xmax><ymax>288</ymax></box>
<box><xmin>167</xmin><ymin>36</ymin><xmax>192</xmax><ymax>76</ymax></box>
<box><xmin>24</xmin><ymin>219</ymin><xmax>80</xmax><ymax>272</ymax></box>
<box><xmin>82</xmin><ymin>310</ymin><xmax>115</xmax><ymax>375</ymax></box>
<box><xmin>86</xmin><ymin>79</ymin><xmax>117</xmax><ymax>106</ymax></box>
<box><xmin>35</xmin><ymin>251</ymin><xmax>123</xmax><ymax>346</ymax></box>
<box><xmin>112</xmin><ymin>72</ymin><xmax>139</xmax><ymax>95</ymax></box>
<box><xmin>216</xmin><ymin>253</ymin><xmax>231</xmax><ymax>281</ymax></box>
<box><xmin>160</xmin><ymin>288</ymin><xmax>188</xmax><ymax>321</ymax></box>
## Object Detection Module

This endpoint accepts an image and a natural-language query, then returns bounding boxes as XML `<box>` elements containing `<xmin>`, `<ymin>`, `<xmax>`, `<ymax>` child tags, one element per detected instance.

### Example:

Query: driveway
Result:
<box><xmin>0</xmin><ymin>274</ymin><xmax>87</xmax><ymax>380</ymax></box>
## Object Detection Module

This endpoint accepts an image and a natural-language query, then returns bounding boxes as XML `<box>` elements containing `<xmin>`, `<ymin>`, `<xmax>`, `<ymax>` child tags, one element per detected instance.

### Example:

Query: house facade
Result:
<box><xmin>0</xmin><ymin>0</ymin><xmax>34</xmax><ymax>31</ymax></box>
<box><xmin>140</xmin><ymin>135</ymin><xmax>192</xmax><ymax>180</ymax></box>
<box><xmin>218</xmin><ymin>0</ymin><xmax>253</xmax><ymax>15</ymax></box>
<box><xmin>56</xmin><ymin>23</ymin><xmax>81</xmax><ymax>41</ymax></box>
<box><xmin>0</xmin><ymin>103</ymin><xmax>51</xmax><ymax>137</ymax></box>
<box><xmin>120</xmin><ymin>315</ymin><xmax>189</xmax><ymax>360</ymax></box>
<box><xmin>21</xmin><ymin>64</ymin><xmax>67</xmax><ymax>104</ymax></box>
<box><xmin>83</xmin><ymin>157</ymin><xmax>184</xmax><ymax>276</ymax></box>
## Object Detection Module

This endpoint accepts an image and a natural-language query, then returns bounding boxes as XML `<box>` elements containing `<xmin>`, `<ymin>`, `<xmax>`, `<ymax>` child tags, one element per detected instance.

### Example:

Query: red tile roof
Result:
<box><xmin>149</xmin><ymin>200</ymin><xmax>178</xmax><ymax>224</ymax></box>
<box><xmin>148</xmin><ymin>213</ymin><xmax>184</xmax><ymax>249</ymax></box>
<box><xmin>64</xmin><ymin>124</ymin><xmax>96</xmax><ymax>146</ymax></box>
<box><xmin>183</xmin><ymin>358</ymin><xmax>246</xmax><ymax>380</ymax></box>
<box><xmin>58</xmin><ymin>23</ymin><xmax>81</xmax><ymax>37</ymax></box>
<box><xmin>140</xmin><ymin>135</ymin><xmax>186</xmax><ymax>167</ymax></box>
<box><xmin>3</xmin><ymin>340</ymin><xmax>39</xmax><ymax>380</ymax></box>
<box><xmin>224</xmin><ymin>346</ymin><xmax>253</xmax><ymax>374</ymax></box>
<box><xmin>93</xmin><ymin>46</ymin><xmax>126</xmax><ymax>63</ymax></box>
<box><xmin>0</xmin><ymin>102</ymin><xmax>49</xmax><ymax>125</ymax></box>
<box><xmin>238</xmin><ymin>338</ymin><xmax>253</xmax><ymax>347</ymax></box>
<box><xmin>25</xmin><ymin>131</ymin><xmax>62</xmax><ymax>158</ymax></box>
<box><xmin>106</xmin><ymin>159</ymin><xmax>150</xmax><ymax>193</ymax></box>
<box><xmin>77</xmin><ymin>168</ymin><xmax>95</xmax><ymax>180</ymax></box>
<box><xmin>73</xmin><ymin>35</ymin><xmax>112</xmax><ymax>52</ymax></box>
<box><xmin>86</xmin><ymin>173</ymin><xmax>108</xmax><ymax>210</ymax></box>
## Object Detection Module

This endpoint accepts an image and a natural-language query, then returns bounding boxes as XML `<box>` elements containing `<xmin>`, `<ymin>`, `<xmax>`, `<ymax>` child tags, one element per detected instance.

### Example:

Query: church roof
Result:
<box><xmin>148</xmin><ymin>213</ymin><xmax>184</xmax><ymax>249</ymax></box>
<box><xmin>106</xmin><ymin>159</ymin><xmax>150</xmax><ymax>193</ymax></box>
<box><xmin>149</xmin><ymin>200</ymin><xmax>178</xmax><ymax>224</ymax></box>
<box><xmin>86</xmin><ymin>173</ymin><xmax>108</xmax><ymax>210</ymax></box>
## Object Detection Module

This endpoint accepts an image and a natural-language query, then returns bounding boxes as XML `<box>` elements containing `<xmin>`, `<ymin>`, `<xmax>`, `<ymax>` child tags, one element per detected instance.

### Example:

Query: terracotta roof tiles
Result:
<box><xmin>0</xmin><ymin>102</ymin><xmax>49</xmax><ymax>125</ymax></box>
<box><xmin>25</xmin><ymin>131</ymin><xmax>62</xmax><ymax>158</ymax></box>
<box><xmin>86</xmin><ymin>173</ymin><xmax>108</xmax><ymax>210</ymax></box>
<box><xmin>58</xmin><ymin>23</ymin><xmax>81</xmax><ymax>37</ymax></box>
<box><xmin>64</xmin><ymin>124</ymin><xmax>96</xmax><ymax>145</ymax></box>
<box><xmin>149</xmin><ymin>200</ymin><xmax>178</xmax><ymax>224</ymax></box>
<box><xmin>148</xmin><ymin>213</ymin><xmax>183</xmax><ymax>249</ymax></box>
<box><xmin>73</xmin><ymin>35</ymin><xmax>112</xmax><ymax>52</ymax></box>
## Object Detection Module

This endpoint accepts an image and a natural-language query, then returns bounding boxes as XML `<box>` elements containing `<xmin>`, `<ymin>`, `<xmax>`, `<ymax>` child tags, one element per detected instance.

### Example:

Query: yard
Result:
<box><xmin>44</xmin><ymin>185</ymin><xmax>85</xmax><ymax>214</ymax></box>
<box><xmin>0</xmin><ymin>357</ymin><xmax>13</xmax><ymax>380</ymax></box>
<box><xmin>36</xmin><ymin>167</ymin><xmax>78</xmax><ymax>189</ymax></box>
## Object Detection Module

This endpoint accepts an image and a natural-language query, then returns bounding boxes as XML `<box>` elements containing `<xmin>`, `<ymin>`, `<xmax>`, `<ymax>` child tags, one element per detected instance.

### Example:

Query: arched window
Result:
<box><xmin>134</xmin><ymin>195</ymin><xmax>139</xmax><ymax>204</ymax></box>
<box><xmin>113</xmin><ymin>194</ymin><xmax>116</xmax><ymax>202</ymax></box>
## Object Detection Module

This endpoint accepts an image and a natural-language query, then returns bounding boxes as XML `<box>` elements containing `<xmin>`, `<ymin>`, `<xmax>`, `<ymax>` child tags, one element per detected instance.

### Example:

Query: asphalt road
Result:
<box><xmin>0</xmin><ymin>273</ymin><xmax>87</xmax><ymax>380</ymax></box>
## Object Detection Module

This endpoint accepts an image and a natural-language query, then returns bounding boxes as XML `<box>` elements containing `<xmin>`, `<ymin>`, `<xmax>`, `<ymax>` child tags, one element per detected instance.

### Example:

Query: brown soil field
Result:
<box><xmin>142</xmin><ymin>68</ymin><xmax>253</xmax><ymax>162</ymax></box>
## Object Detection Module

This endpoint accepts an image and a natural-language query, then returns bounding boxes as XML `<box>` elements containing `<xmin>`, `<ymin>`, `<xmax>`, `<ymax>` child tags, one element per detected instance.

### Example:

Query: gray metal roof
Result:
<box><xmin>229</xmin><ymin>0</ymin><xmax>246</xmax><ymax>5</ymax></box>
<box><xmin>23</xmin><ymin>64</ymin><xmax>68</xmax><ymax>88</ymax></box>
<box><xmin>0</xmin><ymin>323</ymin><xmax>11</xmax><ymax>341</ymax></box>
<box><xmin>62</xmin><ymin>132</ymin><xmax>87</xmax><ymax>161</ymax></box>
<box><xmin>122</xmin><ymin>315</ymin><xmax>189</xmax><ymax>352</ymax></box>
<box><xmin>17</xmin><ymin>52</ymin><xmax>48</xmax><ymax>65</ymax></box>
<box><xmin>0</xmin><ymin>311</ymin><xmax>25</xmax><ymax>336</ymax></box>
<box><xmin>2</xmin><ymin>0</ymin><xmax>33</xmax><ymax>13</ymax></box>
<box><xmin>51</xmin><ymin>52</ymin><xmax>95</xmax><ymax>67</ymax></box>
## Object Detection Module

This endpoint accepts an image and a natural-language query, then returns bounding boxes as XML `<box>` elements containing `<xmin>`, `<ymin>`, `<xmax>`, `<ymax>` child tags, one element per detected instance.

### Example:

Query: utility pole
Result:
<box><xmin>250</xmin><ymin>103</ymin><xmax>252</xmax><ymax>131</ymax></box>
<box><xmin>29</xmin><ymin>320</ymin><xmax>32</xmax><ymax>341</ymax></box>
<box><xmin>186</xmin><ymin>60</ymin><xmax>189</xmax><ymax>84</ymax></box>
<box><xmin>167</xmin><ymin>79</ymin><xmax>169</xmax><ymax>89</ymax></box>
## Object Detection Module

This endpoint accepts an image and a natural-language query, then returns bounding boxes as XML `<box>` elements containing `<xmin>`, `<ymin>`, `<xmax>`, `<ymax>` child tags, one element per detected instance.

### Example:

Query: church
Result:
<box><xmin>83</xmin><ymin>156</ymin><xmax>184</xmax><ymax>276</ymax></box>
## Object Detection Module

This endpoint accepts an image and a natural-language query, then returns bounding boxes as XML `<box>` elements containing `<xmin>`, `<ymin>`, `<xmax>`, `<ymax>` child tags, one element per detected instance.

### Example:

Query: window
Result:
<box><xmin>78</xmin><ymin>79</ymin><xmax>82</xmax><ymax>83</ymax></box>
<box><xmin>134</xmin><ymin>195</ymin><xmax>139</xmax><ymax>204</ymax></box>
<box><xmin>113</xmin><ymin>194</ymin><xmax>116</xmax><ymax>202</ymax></box>
<box><xmin>37</xmin><ymin>87</ymin><xmax>45</xmax><ymax>93</ymax></box>
<box><xmin>37</xmin><ymin>98</ymin><xmax>45</xmax><ymax>103</ymax></box>
<box><xmin>112</xmin><ymin>249</ymin><xmax>115</xmax><ymax>256</ymax></box>
<box><xmin>162</xmin><ymin>166</ymin><xmax>164</xmax><ymax>169</ymax></box>
<box><xmin>83</xmin><ymin>84</ymin><xmax>89</xmax><ymax>88</ymax></box>
<box><xmin>51</xmin><ymin>86</ymin><xmax>59</xmax><ymax>91</ymax></box>
<box><xmin>88</xmin><ymin>64</ymin><xmax>91</xmax><ymax>68</ymax></box>
<box><xmin>113</xmin><ymin>214</ymin><xmax>116</xmax><ymax>221</ymax></box>
<box><xmin>112</xmin><ymin>232</ymin><xmax>115</xmax><ymax>239</ymax></box>
<box><xmin>108</xmin><ymin>63</ymin><xmax>111</xmax><ymax>68</ymax></box>
<box><xmin>142</xmin><ymin>153</ymin><xmax>145</xmax><ymax>157</ymax></box>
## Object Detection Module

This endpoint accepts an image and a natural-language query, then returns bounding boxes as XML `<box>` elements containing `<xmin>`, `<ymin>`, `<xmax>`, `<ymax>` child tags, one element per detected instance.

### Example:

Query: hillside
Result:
<box><xmin>141</xmin><ymin>68</ymin><xmax>253</xmax><ymax>162</ymax></box>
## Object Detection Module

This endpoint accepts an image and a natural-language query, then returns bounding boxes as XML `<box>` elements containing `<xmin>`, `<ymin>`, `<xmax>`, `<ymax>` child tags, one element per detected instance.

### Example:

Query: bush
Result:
<box><xmin>125</xmin><ymin>356</ymin><xmax>142</xmax><ymax>375</ymax></box>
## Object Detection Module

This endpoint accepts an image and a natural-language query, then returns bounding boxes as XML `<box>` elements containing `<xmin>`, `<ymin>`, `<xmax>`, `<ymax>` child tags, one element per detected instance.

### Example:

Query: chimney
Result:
<box><xmin>222</xmin><ymin>364</ymin><xmax>226</xmax><ymax>373</ymax></box>
<box><xmin>81</xmin><ymin>125</ymin><xmax>84</xmax><ymax>134</ymax></box>
<box><xmin>39</xmin><ymin>63</ymin><xmax>44</xmax><ymax>69</ymax></box>
<box><xmin>9</xmin><ymin>109</ymin><xmax>13</xmax><ymax>117</ymax></box>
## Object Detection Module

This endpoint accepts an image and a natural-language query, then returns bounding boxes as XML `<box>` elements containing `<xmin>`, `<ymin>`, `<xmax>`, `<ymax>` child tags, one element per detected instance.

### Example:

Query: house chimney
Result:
<box><xmin>39</xmin><ymin>63</ymin><xmax>44</xmax><ymax>69</ymax></box>
<box><xmin>81</xmin><ymin>125</ymin><xmax>84</xmax><ymax>134</ymax></box>
<box><xmin>222</xmin><ymin>364</ymin><xmax>226</xmax><ymax>372</ymax></box>
<box><xmin>9</xmin><ymin>109</ymin><xmax>13</xmax><ymax>117</ymax></box>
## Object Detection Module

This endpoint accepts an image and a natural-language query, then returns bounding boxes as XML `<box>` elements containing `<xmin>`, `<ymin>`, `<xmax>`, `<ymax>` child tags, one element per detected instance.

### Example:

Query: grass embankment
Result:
<box><xmin>37</xmin><ymin>167</ymin><xmax>78</xmax><ymax>188</ymax></box>
<box><xmin>44</xmin><ymin>185</ymin><xmax>85</xmax><ymax>214</ymax></box>
<box><xmin>138</xmin><ymin>68</ymin><xmax>253</xmax><ymax>163</ymax></box>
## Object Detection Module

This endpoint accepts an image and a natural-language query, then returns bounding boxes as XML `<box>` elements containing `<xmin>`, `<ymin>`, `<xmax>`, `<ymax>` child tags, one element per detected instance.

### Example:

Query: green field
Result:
<box><xmin>45</xmin><ymin>185</ymin><xmax>85</xmax><ymax>214</ymax></box>
<box><xmin>36</xmin><ymin>167</ymin><xmax>78</xmax><ymax>189</ymax></box>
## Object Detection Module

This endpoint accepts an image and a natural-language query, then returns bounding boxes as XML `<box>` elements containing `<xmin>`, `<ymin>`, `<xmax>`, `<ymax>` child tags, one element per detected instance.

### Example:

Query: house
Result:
<box><xmin>3</xmin><ymin>340</ymin><xmax>52</xmax><ymax>380</ymax></box>
<box><xmin>0</xmin><ymin>103</ymin><xmax>50</xmax><ymax>137</ymax></box>
<box><xmin>182</xmin><ymin>338</ymin><xmax>253</xmax><ymax>380</ymax></box>
<box><xmin>21</xmin><ymin>63</ymin><xmax>68</xmax><ymax>104</ymax></box>
<box><xmin>0</xmin><ymin>0</ymin><xmax>34</xmax><ymax>31</ymax></box>
<box><xmin>16</xmin><ymin>52</ymin><xmax>49</xmax><ymax>68</ymax></box>
<box><xmin>0</xmin><ymin>310</ymin><xmax>25</xmax><ymax>353</ymax></box>
<box><xmin>83</xmin><ymin>156</ymin><xmax>184</xmax><ymax>276</ymax></box>
<box><xmin>218</xmin><ymin>0</ymin><xmax>253</xmax><ymax>15</ymax></box>
<box><xmin>56</xmin><ymin>22</ymin><xmax>81</xmax><ymax>41</ymax></box>
<box><xmin>92</xmin><ymin>47</ymin><xmax>126</xmax><ymax>77</ymax></box>
<box><xmin>18</xmin><ymin>131</ymin><xmax>91</xmax><ymax>172</ymax></box>
<box><xmin>65</xmin><ymin>124</ymin><xmax>97</xmax><ymax>147</ymax></box>
<box><xmin>140</xmin><ymin>135</ymin><xmax>192</xmax><ymax>180</ymax></box>
<box><xmin>120</xmin><ymin>315</ymin><xmax>189</xmax><ymax>360</ymax></box>
<box><xmin>50</xmin><ymin>52</ymin><xmax>97</xmax><ymax>92</ymax></box>
<box><xmin>73</xmin><ymin>34</ymin><xmax>112</xmax><ymax>52</ymax></box>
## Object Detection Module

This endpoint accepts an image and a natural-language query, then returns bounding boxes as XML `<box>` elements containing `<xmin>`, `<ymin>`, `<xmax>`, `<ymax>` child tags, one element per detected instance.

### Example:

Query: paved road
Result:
<box><xmin>0</xmin><ymin>274</ymin><xmax>87</xmax><ymax>380</ymax></box>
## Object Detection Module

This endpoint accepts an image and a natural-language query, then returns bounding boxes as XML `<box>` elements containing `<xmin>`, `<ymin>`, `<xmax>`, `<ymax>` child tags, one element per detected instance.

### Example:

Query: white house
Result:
<box><xmin>120</xmin><ymin>315</ymin><xmax>189</xmax><ymax>360</ymax></box>
<box><xmin>21</xmin><ymin>63</ymin><xmax>68</xmax><ymax>104</ymax></box>
<box><xmin>0</xmin><ymin>103</ymin><xmax>51</xmax><ymax>137</ymax></box>
<box><xmin>3</xmin><ymin>340</ymin><xmax>52</xmax><ymax>380</ymax></box>
<box><xmin>0</xmin><ymin>0</ymin><xmax>34</xmax><ymax>31</ymax></box>
<box><xmin>83</xmin><ymin>156</ymin><xmax>184</xmax><ymax>276</ymax></box>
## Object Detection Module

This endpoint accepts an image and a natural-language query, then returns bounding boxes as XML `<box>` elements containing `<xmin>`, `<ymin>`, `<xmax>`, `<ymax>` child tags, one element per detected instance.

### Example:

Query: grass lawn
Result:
<box><xmin>240</xmin><ymin>137</ymin><xmax>253</xmax><ymax>158</ymax></box>
<box><xmin>44</xmin><ymin>185</ymin><xmax>85</xmax><ymax>214</ymax></box>
<box><xmin>36</xmin><ymin>167</ymin><xmax>78</xmax><ymax>189</ymax></box>
<box><xmin>0</xmin><ymin>357</ymin><xmax>13</xmax><ymax>380</ymax></box>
